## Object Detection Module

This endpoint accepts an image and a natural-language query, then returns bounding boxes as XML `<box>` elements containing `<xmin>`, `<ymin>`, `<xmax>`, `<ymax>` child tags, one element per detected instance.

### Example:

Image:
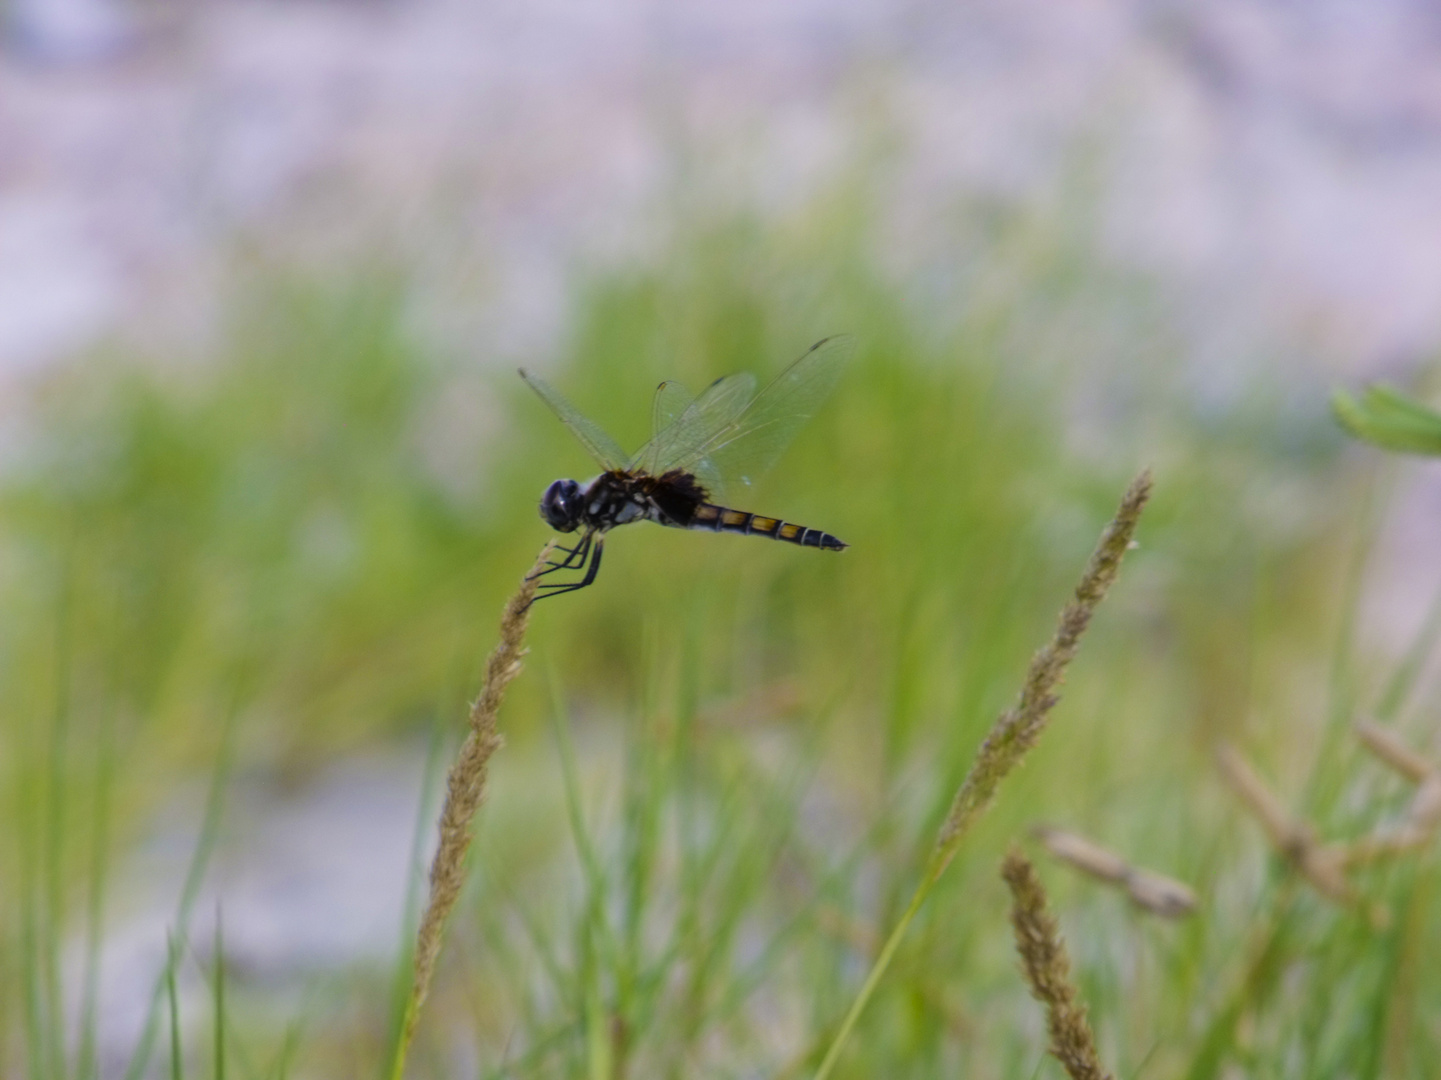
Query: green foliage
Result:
<box><xmin>0</xmin><ymin>203</ymin><xmax>1434</xmax><ymax>1079</ymax></box>
<box><xmin>1333</xmin><ymin>384</ymin><xmax>1441</xmax><ymax>456</ymax></box>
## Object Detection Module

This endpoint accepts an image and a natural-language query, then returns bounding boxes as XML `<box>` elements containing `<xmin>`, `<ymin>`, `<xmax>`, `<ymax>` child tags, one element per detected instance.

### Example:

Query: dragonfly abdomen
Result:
<box><xmin>690</xmin><ymin>503</ymin><xmax>847</xmax><ymax>550</ymax></box>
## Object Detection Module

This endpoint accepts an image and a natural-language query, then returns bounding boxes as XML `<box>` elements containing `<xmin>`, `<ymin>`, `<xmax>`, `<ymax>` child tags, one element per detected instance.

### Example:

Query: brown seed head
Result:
<box><xmin>1002</xmin><ymin>849</ymin><xmax>1113</xmax><ymax>1080</ymax></box>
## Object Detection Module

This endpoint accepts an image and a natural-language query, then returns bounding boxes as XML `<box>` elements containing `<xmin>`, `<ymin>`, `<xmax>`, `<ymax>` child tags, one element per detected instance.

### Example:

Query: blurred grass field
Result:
<box><xmin>2</xmin><ymin>194</ymin><xmax>1438</xmax><ymax>1079</ymax></box>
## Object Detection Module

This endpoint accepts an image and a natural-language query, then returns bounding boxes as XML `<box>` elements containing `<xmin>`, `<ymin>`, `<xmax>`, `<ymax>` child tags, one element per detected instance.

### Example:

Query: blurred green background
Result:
<box><xmin>4</xmin><ymin>5</ymin><xmax>1441</xmax><ymax>1078</ymax></box>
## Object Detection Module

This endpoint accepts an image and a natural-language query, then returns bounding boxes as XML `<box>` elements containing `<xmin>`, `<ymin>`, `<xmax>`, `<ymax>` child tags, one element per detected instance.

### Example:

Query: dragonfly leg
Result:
<box><xmin>530</xmin><ymin>532</ymin><xmax>592</xmax><ymax>578</ymax></box>
<box><xmin>531</xmin><ymin>536</ymin><xmax>606</xmax><ymax>602</ymax></box>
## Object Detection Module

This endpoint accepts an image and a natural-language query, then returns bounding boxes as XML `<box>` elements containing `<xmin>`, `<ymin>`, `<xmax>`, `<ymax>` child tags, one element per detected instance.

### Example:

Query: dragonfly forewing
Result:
<box><xmin>630</xmin><ymin>371</ymin><xmax>757</xmax><ymax>478</ymax></box>
<box><xmin>667</xmin><ymin>335</ymin><xmax>856</xmax><ymax>490</ymax></box>
<box><xmin>648</xmin><ymin>380</ymin><xmax>694</xmax><ymax>460</ymax></box>
<box><xmin>519</xmin><ymin>368</ymin><xmax>630</xmax><ymax>471</ymax></box>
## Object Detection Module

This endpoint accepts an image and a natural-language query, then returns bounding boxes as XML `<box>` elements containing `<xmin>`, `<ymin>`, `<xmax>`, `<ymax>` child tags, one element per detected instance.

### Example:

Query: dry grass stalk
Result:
<box><xmin>1355</xmin><ymin>720</ymin><xmax>1435</xmax><ymax>784</ymax></box>
<box><xmin>389</xmin><ymin>541</ymin><xmax>554</xmax><ymax>1080</ymax></box>
<box><xmin>1002</xmin><ymin>850</ymin><xmax>1113</xmax><ymax>1080</ymax></box>
<box><xmin>1345</xmin><ymin>790</ymin><xmax>1441</xmax><ymax>868</ymax></box>
<box><xmin>1220</xmin><ymin>726</ymin><xmax>1441</xmax><ymax>923</ymax></box>
<box><xmin>811</xmin><ymin>471</ymin><xmax>1152</xmax><ymax>1080</ymax></box>
<box><xmin>1354</xmin><ymin>720</ymin><xmax>1441</xmax><ymax>834</ymax></box>
<box><xmin>1215</xmin><ymin>745</ymin><xmax>1307</xmax><ymax>851</ymax></box>
<box><xmin>1217</xmin><ymin>744</ymin><xmax>1355</xmax><ymax>904</ymax></box>
<box><xmin>1034</xmin><ymin>826</ymin><xmax>1196</xmax><ymax>918</ymax></box>
<box><xmin>1345</xmin><ymin>722</ymin><xmax>1441</xmax><ymax>867</ymax></box>
<box><xmin>1034</xmin><ymin>827</ymin><xmax>1130</xmax><ymax>883</ymax></box>
<box><xmin>929</xmin><ymin>470</ymin><xmax>1153</xmax><ymax>882</ymax></box>
<box><xmin>1344</xmin><ymin>830</ymin><xmax>1430</xmax><ymax>866</ymax></box>
<box><xmin>1126</xmin><ymin>869</ymin><xmax>1199</xmax><ymax>919</ymax></box>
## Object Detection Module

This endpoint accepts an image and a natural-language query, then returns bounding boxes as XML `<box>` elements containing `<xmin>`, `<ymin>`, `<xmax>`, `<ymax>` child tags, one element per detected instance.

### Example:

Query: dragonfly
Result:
<box><xmin>519</xmin><ymin>335</ymin><xmax>855</xmax><ymax>600</ymax></box>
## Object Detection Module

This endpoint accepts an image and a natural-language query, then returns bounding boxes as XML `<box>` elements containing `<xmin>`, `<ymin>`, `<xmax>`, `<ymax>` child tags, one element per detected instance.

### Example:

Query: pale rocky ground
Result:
<box><xmin>5</xmin><ymin>0</ymin><xmax>1441</xmax><ymax>1064</ymax></box>
<box><xmin>5</xmin><ymin>0</ymin><xmax>1441</xmax><ymax>377</ymax></box>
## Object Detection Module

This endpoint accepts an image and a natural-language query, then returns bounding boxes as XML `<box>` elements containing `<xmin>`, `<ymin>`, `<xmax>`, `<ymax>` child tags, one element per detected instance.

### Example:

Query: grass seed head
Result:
<box><xmin>392</xmin><ymin>541</ymin><xmax>554</xmax><ymax>1076</ymax></box>
<box><xmin>1002</xmin><ymin>849</ymin><xmax>1113</xmax><ymax>1080</ymax></box>
<box><xmin>929</xmin><ymin>470</ymin><xmax>1152</xmax><ymax>881</ymax></box>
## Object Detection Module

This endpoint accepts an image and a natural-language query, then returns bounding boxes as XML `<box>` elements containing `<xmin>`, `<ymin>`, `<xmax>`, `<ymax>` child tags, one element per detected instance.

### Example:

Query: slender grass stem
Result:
<box><xmin>166</xmin><ymin>933</ymin><xmax>183</xmax><ymax>1080</ymax></box>
<box><xmin>213</xmin><ymin>909</ymin><xmax>225</xmax><ymax>1080</ymax></box>
<box><xmin>123</xmin><ymin>699</ymin><xmax>241</xmax><ymax>1080</ymax></box>
<box><xmin>76</xmin><ymin>715</ymin><xmax>116</xmax><ymax>1080</ymax></box>
<box><xmin>1376</xmin><ymin>576</ymin><xmax>1441</xmax><ymax>722</ymax></box>
<box><xmin>386</xmin><ymin>714</ymin><xmax>449</xmax><ymax>1066</ymax></box>
<box><xmin>809</xmin><ymin>884</ymin><xmax>927</xmax><ymax>1080</ymax></box>
<box><xmin>811</xmin><ymin>471</ymin><xmax>1152</xmax><ymax>1080</ymax></box>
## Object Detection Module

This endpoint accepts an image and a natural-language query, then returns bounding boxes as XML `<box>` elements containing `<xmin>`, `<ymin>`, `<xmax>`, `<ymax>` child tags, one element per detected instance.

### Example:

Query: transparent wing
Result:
<box><xmin>687</xmin><ymin>457</ymin><xmax>726</xmax><ymax>500</ymax></box>
<box><xmin>518</xmin><ymin>368</ymin><xmax>629</xmax><ymax>471</ymax></box>
<box><xmin>628</xmin><ymin>371</ymin><xmax>757</xmax><ymax>477</ymax></box>
<box><xmin>644</xmin><ymin>379</ymin><xmax>732</xmax><ymax>493</ymax></box>
<box><xmin>650</xmin><ymin>380</ymin><xmax>694</xmax><ymax>447</ymax></box>
<box><xmin>666</xmin><ymin>335</ymin><xmax>856</xmax><ymax>491</ymax></box>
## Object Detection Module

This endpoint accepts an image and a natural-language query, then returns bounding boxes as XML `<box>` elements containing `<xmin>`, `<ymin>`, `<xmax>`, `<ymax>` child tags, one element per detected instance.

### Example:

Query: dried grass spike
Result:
<box><xmin>1217</xmin><ymin>743</ymin><xmax>1355</xmax><ymax>905</ymax></box>
<box><xmin>1002</xmin><ymin>849</ymin><xmax>1113</xmax><ymax>1080</ymax></box>
<box><xmin>390</xmin><ymin>541</ymin><xmax>555</xmax><ymax>1080</ymax></box>
<box><xmin>930</xmin><ymin>470</ymin><xmax>1152</xmax><ymax>880</ymax></box>
<box><xmin>1355</xmin><ymin>720</ymin><xmax>1436</xmax><ymax>784</ymax></box>
<box><xmin>1124</xmin><ymin>870</ymin><xmax>1197</xmax><ymax>918</ymax></box>
<box><xmin>1034</xmin><ymin>826</ymin><xmax>1196</xmax><ymax>918</ymax></box>
<box><xmin>1033</xmin><ymin>826</ymin><xmax>1130</xmax><ymax>884</ymax></box>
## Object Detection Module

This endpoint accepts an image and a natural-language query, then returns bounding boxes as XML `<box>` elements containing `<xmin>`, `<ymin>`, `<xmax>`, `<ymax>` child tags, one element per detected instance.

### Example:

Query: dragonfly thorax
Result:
<box><xmin>539</xmin><ymin>478</ymin><xmax>585</xmax><ymax>532</ymax></box>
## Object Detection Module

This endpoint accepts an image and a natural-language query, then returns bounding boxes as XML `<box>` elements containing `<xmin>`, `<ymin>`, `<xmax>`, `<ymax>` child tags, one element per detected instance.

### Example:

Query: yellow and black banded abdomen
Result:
<box><xmin>690</xmin><ymin>503</ymin><xmax>847</xmax><ymax>550</ymax></box>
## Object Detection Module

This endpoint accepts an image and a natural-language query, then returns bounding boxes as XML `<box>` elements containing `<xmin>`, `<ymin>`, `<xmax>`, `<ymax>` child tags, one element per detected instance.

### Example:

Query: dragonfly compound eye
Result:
<box><xmin>540</xmin><ymin>479</ymin><xmax>584</xmax><ymax>531</ymax></box>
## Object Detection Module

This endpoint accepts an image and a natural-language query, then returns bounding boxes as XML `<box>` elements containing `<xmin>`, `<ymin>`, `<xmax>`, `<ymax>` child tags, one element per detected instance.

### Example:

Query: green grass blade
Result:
<box><xmin>18</xmin><ymin>764</ymin><xmax>47</xmax><ymax>1080</ymax></box>
<box><xmin>74</xmin><ymin>712</ymin><xmax>117</xmax><ymax>1080</ymax></box>
<box><xmin>167</xmin><ymin>932</ymin><xmax>184</xmax><ymax>1080</ymax></box>
<box><xmin>546</xmin><ymin>665</ymin><xmax>621</xmax><ymax>973</ymax></box>
<box><xmin>213</xmin><ymin>907</ymin><xmax>225</xmax><ymax>1080</ymax></box>
<box><xmin>383</xmin><ymin>710</ymin><xmax>448</xmax><ymax>1079</ymax></box>
<box><xmin>42</xmin><ymin>551</ymin><xmax>75</xmax><ymax>1080</ymax></box>
<box><xmin>1376</xmin><ymin>576</ymin><xmax>1441</xmax><ymax>722</ymax></box>
<box><xmin>811</xmin><ymin>884</ymin><xmax>927</xmax><ymax>1080</ymax></box>
<box><xmin>266</xmin><ymin>1019</ymin><xmax>305</xmax><ymax>1080</ymax></box>
<box><xmin>1333</xmin><ymin>386</ymin><xmax>1441</xmax><ymax>455</ymax></box>
<box><xmin>123</xmin><ymin>707</ymin><xmax>239</xmax><ymax>1080</ymax></box>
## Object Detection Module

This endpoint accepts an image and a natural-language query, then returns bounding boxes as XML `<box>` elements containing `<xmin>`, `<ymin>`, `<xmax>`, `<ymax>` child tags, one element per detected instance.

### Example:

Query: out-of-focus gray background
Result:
<box><xmin>6</xmin><ymin>0</ymin><xmax>1441</xmax><ymax>381</ymax></box>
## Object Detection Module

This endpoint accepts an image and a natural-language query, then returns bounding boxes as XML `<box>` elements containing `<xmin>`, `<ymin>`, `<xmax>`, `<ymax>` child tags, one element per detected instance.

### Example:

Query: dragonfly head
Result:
<box><xmin>539</xmin><ymin>479</ymin><xmax>585</xmax><ymax>532</ymax></box>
